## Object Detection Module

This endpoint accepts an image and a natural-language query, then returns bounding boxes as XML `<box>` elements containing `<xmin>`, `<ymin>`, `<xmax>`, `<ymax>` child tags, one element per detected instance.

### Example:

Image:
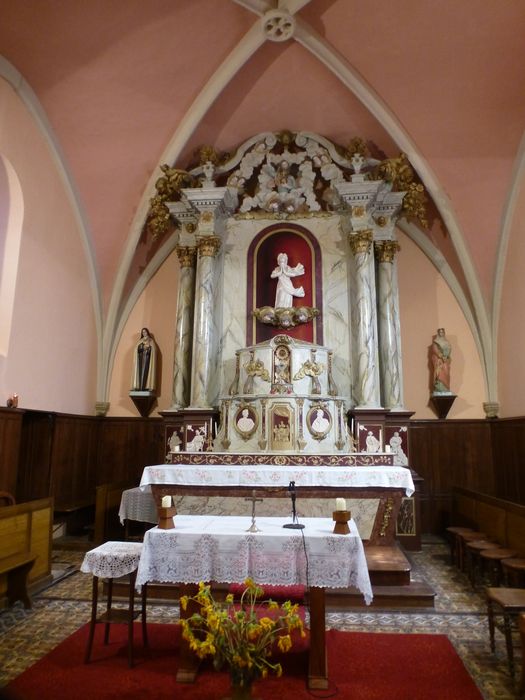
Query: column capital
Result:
<box><xmin>176</xmin><ymin>245</ymin><xmax>197</xmax><ymax>268</ymax></box>
<box><xmin>374</xmin><ymin>240</ymin><xmax>401</xmax><ymax>263</ymax></box>
<box><xmin>348</xmin><ymin>230</ymin><xmax>373</xmax><ymax>256</ymax></box>
<box><xmin>196</xmin><ymin>235</ymin><xmax>221</xmax><ymax>258</ymax></box>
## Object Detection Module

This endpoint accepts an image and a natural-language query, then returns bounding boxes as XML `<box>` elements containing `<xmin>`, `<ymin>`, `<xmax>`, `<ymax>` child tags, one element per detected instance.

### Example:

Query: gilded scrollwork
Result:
<box><xmin>243</xmin><ymin>352</ymin><xmax>271</xmax><ymax>394</ymax></box>
<box><xmin>146</xmin><ymin>164</ymin><xmax>196</xmax><ymax>238</ymax></box>
<box><xmin>293</xmin><ymin>353</ymin><xmax>324</xmax><ymax>395</ymax></box>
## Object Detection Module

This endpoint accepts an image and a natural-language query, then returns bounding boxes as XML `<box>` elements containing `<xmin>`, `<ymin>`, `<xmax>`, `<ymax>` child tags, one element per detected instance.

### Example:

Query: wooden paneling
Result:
<box><xmin>0</xmin><ymin>409</ymin><xmax>23</xmax><ymax>494</ymax></box>
<box><xmin>1</xmin><ymin>407</ymin><xmax>525</xmax><ymax>537</ymax></box>
<box><xmin>96</xmin><ymin>417</ymin><xmax>164</xmax><ymax>486</ymax></box>
<box><xmin>490</xmin><ymin>417</ymin><xmax>525</xmax><ymax>504</ymax></box>
<box><xmin>16</xmin><ymin>411</ymin><xmax>54</xmax><ymax>503</ymax></box>
<box><xmin>50</xmin><ymin>415</ymin><xmax>99</xmax><ymax>510</ymax></box>
<box><xmin>408</xmin><ymin>419</ymin><xmax>495</xmax><ymax>533</ymax></box>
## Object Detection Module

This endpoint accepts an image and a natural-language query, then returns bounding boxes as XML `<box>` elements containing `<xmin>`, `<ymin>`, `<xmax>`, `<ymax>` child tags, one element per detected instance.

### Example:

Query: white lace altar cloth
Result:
<box><xmin>80</xmin><ymin>541</ymin><xmax>143</xmax><ymax>579</ymax></box>
<box><xmin>136</xmin><ymin>515</ymin><xmax>373</xmax><ymax>605</ymax></box>
<box><xmin>118</xmin><ymin>486</ymin><xmax>157</xmax><ymax>525</ymax></box>
<box><xmin>140</xmin><ymin>463</ymin><xmax>414</xmax><ymax>497</ymax></box>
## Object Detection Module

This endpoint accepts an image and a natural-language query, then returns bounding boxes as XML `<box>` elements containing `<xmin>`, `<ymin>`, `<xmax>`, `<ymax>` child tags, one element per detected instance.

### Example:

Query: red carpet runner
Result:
<box><xmin>3</xmin><ymin>623</ymin><xmax>483</xmax><ymax>700</ymax></box>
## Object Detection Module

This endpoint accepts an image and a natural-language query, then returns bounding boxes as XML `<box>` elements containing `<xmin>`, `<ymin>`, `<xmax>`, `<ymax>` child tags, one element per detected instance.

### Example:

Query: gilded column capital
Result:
<box><xmin>374</xmin><ymin>240</ymin><xmax>401</xmax><ymax>263</ymax></box>
<box><xmin>348</xmin><ymin>230</ymin><xmax>373</xmax><ymax>256</ymax></box>
<box><xmin>176</xmin><ymin>245</ymin><xmax>197</xmax><ymax>268</ymax></box>
<box><xmin>197</xmin><ymin>235</ymin><xmax>221</xmax><ymax>258</ymax></box>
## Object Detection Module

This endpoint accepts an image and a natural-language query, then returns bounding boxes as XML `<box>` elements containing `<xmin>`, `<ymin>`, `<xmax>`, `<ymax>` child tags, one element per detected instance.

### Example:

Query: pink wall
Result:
<box><xmin>108</xmin><ymin>249</ymin><xmax>179</xmax><ymax>417</ymax></box>
<box><xmin>397</xmin><ymin>232</ymin><xmax>485</xmax><ymax>418</ymax></box>
<box><xmin>0</xmin><ymin>78</ymin><xmax>97</xmax><ymax>414</ymax></box>
<box><xmin>498</xmin><ymin>176</ymin><xmax>525</xmax><ymax>417</ymax></box>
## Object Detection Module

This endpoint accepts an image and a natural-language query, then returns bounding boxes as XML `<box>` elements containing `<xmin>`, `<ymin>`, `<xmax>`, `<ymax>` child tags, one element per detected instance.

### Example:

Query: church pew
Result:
<box><xmin>452</xmin><ymin>487</ymin><xmax>525</xmax><ymax>556</ymax></box>
<box><xmin>0</xmin><ymin>497</ymin><xmax>52</xmax><ymax>608</ymax></box>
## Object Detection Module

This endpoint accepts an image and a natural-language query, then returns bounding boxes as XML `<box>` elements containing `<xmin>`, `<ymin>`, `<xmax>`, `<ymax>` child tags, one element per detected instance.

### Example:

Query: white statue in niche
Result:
<box><xmin>271</xmin><ymin>253</ymin><xmax>305</xmax><ymax>308</ymax></box>
<box><xmin>389</xmin><ymin>431</ymin><xmax>408</xmax><ymax>466</ymax></box>
<box><xmin>365</xmin><ymin>431</ymin><xmax>381</xmax><ymax>453</ymax></box>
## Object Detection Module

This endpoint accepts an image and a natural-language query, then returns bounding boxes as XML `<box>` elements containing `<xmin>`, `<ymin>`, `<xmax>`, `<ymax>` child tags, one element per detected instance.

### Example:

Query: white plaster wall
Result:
<box><xmin>0</xmin><ymin>78</ymin><xmax>97</xmax><ymax>414</ymax></box>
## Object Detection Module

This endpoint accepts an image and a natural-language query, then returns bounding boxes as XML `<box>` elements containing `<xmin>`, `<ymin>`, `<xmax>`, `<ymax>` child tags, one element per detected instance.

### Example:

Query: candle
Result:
<box><xmin>385</xmin><ymin>445</ymin><xmax>391</xmax><ymax>453</ymax></box>
<box><xmin>161</xmin><ymin>495</ymin><xmax>172</xmax><ymax>508</ymax></box>
<box><xmin>336</xmin><ymin>497</ymin><xmax>346</xmax><ymax>512</ymax></box>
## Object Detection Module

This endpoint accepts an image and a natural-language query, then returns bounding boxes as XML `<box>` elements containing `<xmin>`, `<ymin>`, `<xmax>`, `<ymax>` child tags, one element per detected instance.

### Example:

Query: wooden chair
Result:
<box><xmin>486</xmin><ymin>587</ymin><xmax>525</xmax><ymax>680</ymax></box>
<box><xmin>480</xmin><ymin>548</ymin><xmax>519</xmax><ymax>587</ymax></box>
<box><xmin>0</xmin><ymin>491</ymin><xmax>16</xmax><ymax>507</ymax></box>
<box><xmin>502</xmin><ymin>558</ymin><xmax>525</xmax><ymax>588</ymax></box>
<box><xmin>445</xmin><ymin>526</ymin><xmax>475</xmax><ymax>567</ymax></box>
<box><xmin>456</xmin><ymin>531</ymin><xmax>489</xmax><ymax>572</ymax></box>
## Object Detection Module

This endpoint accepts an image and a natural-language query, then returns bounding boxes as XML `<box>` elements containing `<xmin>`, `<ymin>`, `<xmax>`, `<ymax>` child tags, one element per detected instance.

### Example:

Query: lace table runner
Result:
<box><xmin>136</xmin><ymin>515</ymin><xmax>373</xmax><ymax>605</ymax></box>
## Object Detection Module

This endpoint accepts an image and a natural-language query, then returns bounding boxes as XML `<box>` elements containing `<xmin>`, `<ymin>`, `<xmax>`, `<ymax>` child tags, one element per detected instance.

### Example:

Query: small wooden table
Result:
<box><xmin>136</xmin><ymin>514</ymin><xmax>372</xmax><ymax>689</ymax></box>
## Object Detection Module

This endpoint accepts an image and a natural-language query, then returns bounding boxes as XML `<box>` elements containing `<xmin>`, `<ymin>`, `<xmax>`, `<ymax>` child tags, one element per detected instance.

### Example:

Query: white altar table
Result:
<box><xmin>140</xmin><ymin>461</ymin><xmax>414</xmax><ymax>546</ymax></box>
<box><xmin>136</xmin><ymin>514</ymin><xmax>372</xmax><ymax>689</ymax></box>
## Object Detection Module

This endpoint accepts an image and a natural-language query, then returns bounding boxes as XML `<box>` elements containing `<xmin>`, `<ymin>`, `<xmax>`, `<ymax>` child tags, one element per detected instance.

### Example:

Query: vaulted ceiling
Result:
<box><xmin>2</xmin><ymin>0</ymin><xmax>525</xmax><ymax>394</ymax></box>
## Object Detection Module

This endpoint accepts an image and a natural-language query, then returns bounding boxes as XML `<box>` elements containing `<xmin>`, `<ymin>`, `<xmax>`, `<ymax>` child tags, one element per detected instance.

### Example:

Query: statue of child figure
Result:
<box><xmin>431</xmin><ymin>328</ymin><xmax>452</xmax><ymax>394</ymax></box>
<box><xmin>270</xmin><ymin>253</ymin><xmax>305</xmax><ymax>308</ymax></box>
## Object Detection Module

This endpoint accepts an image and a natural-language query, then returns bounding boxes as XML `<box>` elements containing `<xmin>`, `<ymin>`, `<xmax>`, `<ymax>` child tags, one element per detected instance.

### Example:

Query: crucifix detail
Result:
<box><xmin>245</xmin><ymin>489</ymin><xmax>263</xmax><ymax>532</ymax></box>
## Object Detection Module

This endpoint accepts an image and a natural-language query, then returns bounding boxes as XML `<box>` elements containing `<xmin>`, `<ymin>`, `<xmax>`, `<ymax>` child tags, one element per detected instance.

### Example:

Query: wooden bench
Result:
<box><xmin>451</xmin><ymin>488</ymin><xmax>525</xmax><ymax>556</ymax></box>
<box><xmin>0</xmin><ymin>552</ymin><xmax>36</xmax><ymax>608</ymax></box>
<box><xmin>0</xmin><ymin>497</ymin><xmax>52</xmax><ymax>608</ymax></box>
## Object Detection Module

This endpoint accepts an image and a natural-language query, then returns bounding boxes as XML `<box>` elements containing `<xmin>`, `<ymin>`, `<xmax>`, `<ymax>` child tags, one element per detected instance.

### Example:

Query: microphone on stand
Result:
<box><xmin>283</xmin><ymin>480</ymin><xmax>305</xmax><ymax>529</ymax></box>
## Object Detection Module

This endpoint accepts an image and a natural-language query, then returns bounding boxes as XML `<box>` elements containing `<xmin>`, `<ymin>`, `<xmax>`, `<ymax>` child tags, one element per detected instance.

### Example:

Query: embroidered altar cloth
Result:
<box><xmin>140</xmin><ymin>463</ymin><xmax>414</xmax><ymax>497</ymax></box>
<box><xmin>135</xmin><ymin>515</ymin><xmax>373</xmax><ymax>605</ymax></box>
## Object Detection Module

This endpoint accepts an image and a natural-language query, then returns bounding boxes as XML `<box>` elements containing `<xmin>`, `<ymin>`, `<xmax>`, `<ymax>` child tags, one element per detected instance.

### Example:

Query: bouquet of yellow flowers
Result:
<box><xmin>179</xmin><ymin>578</ymin><xmax>305</xmax><ymax>690</ymax></box>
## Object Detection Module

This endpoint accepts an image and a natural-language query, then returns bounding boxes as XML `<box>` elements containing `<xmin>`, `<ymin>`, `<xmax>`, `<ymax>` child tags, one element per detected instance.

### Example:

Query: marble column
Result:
<box><xmin>348</xmin><ymin>230</ymin><xmax>381</xmax><ymax>408</ymax></box>
<box><xmin>375</xmin><ymin>240</ymin><xmax>404</xmax><ymax>410</ymax></box>
<box><xmin>171</xmin><ymin>246</ymin><xmax>197</xmax><ymax>408</ymax></box>
<box><xmin>189</xmin><ymin>235</ymin><xmax>221</xmax><ymax>408</ymax></box>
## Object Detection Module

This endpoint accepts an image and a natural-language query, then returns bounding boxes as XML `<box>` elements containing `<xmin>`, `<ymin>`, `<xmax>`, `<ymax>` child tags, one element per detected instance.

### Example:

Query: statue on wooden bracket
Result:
<box><xmin>129</xmin><ymin>327</ymin><xmax>158</xmax><ymax>417</ymax></box>
<box><xmin>429</xmin><ymin>328</ymin><xmax>456</xmax><ymax>419</ymax></box>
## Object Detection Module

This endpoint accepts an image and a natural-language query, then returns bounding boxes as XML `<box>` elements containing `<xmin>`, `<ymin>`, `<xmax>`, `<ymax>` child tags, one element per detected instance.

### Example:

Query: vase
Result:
<box><xmin>222</xmin><ymin>672</ymin><xmax>260</xmax><ymax>700</ymax></box>
<box><xmin>228</xmin><ymin>682</ymin><xmax>253</xmax><ymax>700</ymax></box>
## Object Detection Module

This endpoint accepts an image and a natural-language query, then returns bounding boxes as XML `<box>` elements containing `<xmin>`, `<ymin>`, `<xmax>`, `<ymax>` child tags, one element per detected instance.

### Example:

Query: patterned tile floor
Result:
<box><xmin>0</xmin><ymin>539</ymin><xmax>522</xmax><ymax>698</ymax></box>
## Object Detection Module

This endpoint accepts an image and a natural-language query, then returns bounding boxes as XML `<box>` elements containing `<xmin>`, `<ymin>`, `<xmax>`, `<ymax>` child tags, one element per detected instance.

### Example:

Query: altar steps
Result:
<box><xmin>321</xmin><ymin>544</ymin><xmax>435</xmax><ymax>610</ymax></box>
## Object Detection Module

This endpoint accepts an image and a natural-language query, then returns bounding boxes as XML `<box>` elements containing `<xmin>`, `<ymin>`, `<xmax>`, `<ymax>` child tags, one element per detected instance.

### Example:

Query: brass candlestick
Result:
<box><xmin>158</xmin><ymin>505</ymin><xmax>177</xmax><ymax>530</ymax></box>
<box><xmin>332</xmin><ymin>510</ymin><xmax>351</xmax><ymax>535</ymax></box>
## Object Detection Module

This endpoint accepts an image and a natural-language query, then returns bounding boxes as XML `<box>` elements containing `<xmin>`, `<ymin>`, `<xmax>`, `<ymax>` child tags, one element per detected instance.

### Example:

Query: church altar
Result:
<box><xmin>135</xmin><ymin>514</ymin><xmax>372</xmax><ymax>689</ymax></box>
<box><xmin>139</xmin><ymin>459</ymin><xmax>414</xmax><ymax>545</ymax></box>
<box><xmin>141</xmin><ymin>461</ymin><xmax>414</xmax><ymax>494</ymax></box>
